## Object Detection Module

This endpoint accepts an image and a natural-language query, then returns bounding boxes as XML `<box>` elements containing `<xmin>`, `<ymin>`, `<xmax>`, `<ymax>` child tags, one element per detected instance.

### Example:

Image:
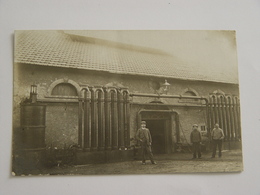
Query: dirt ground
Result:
<box><xmin>21</xmin><ymin>149</ymin><xmax>243</xmax><ymax>176</ymax></box>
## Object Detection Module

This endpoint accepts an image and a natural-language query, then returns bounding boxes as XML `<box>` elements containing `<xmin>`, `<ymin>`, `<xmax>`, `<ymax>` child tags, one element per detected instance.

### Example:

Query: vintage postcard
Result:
<box><xmin>13</xmin><ymin>30</ymin><xmax>243</xmax><ymax>175</ymax></box>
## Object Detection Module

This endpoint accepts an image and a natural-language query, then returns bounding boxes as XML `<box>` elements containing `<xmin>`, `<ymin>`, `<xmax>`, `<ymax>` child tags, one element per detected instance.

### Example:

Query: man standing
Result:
<box><xmin>211</xmin><ymin>123</ymin><xmax>225</xmax><ymax>158</ymax></box>
<box><xmin>190</xmin><ymin>124</ymin><xmax>202</xmax><ymax>159</ymax></box>
<box><xmin>136</xmin><ymin>121</ymin><xmax>156</xmax><ymax>165</ymax></box>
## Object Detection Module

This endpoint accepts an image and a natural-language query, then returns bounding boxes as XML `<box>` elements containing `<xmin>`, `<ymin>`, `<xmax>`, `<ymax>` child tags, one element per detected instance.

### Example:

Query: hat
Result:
<box><xmin>141</xmin><ymin>121</ymin><xmax>146</xmax><ymax>124</ymax></box>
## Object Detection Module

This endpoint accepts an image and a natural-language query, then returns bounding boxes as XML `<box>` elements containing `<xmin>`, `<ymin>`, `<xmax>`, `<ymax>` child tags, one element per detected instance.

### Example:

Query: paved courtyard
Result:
<box><xmin>24</xmin><ymin>149</ymin><xmax>243</xmax><ymax>176</ymax></box>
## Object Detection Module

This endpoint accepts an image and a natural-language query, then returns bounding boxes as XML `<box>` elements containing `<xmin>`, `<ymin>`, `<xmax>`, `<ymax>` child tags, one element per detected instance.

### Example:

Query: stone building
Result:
<box><xmin>13</xmin><ymin>30</ymin><xmax>241</xmax><ymax>165</ymax></box>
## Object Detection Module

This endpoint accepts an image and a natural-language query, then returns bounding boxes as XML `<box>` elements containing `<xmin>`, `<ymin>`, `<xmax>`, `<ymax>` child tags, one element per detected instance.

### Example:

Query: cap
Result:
<box><xmin>141</xmin><ymin>121</ymin><xmax>146</xmax><ymax>124</ymax></box>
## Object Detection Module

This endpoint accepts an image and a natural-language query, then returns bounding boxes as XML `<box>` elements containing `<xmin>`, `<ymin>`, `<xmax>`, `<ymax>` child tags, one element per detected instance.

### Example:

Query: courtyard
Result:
<box><xmin>21</xmin><ymin>149</ymin><xmax>243</xmax><ymax>176</ymax></box>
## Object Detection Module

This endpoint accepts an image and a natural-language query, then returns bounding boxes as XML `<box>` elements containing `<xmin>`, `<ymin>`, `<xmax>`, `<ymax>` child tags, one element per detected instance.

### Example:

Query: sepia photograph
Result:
<box><xmin>13</xmin><ymin>30</ymin><xmax>243</xmax><ymax>176</ymax></box>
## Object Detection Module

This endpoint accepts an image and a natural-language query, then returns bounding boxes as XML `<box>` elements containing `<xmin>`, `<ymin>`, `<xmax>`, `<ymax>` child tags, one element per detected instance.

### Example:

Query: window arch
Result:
<box><xmin>51</xmin><ymin>83</ymin><xmax>78</xmax><ymax>96</ymax></box>
<box><xmin>46</xmin><ymin>79</ymin><xmax>81</xmax><ymax>98</ymax></box>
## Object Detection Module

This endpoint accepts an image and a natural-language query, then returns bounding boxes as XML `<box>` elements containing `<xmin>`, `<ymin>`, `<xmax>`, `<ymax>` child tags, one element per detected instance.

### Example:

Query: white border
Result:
<box><xmin>1</xmin><ymin>0</ymin><xmax>260</xmax><ymax>194</ymax></box>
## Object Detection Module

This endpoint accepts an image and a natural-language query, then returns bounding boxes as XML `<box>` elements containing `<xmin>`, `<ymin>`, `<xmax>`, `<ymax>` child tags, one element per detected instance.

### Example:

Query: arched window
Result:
<box><xmin>46</xmin><ymin>79</ymin><xmax>80</xmax><ymax>99</ymax></box>
<box><xmin>51</xmin><ymin>83</ymin><xmax>78</xmax><ymax>96</ymax></box>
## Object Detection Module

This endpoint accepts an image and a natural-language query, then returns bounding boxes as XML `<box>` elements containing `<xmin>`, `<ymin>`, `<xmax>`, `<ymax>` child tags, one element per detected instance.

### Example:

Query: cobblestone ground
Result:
<box><xmin>29</xmin><ymin>150</ymin><xmax>243</xmax><ymax>176</ymax></box>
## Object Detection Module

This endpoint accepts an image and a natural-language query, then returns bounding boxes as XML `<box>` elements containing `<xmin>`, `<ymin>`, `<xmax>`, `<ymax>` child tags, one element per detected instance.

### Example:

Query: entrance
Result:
<box><xmin>138</xmin><ymin>109</ymin><xmax>179</xmax><ymax>154</ymax></box>
<box><xmin>146</xmin><ymin>120</ymin><xmax>166</xmax><ymax>154</ymax></box>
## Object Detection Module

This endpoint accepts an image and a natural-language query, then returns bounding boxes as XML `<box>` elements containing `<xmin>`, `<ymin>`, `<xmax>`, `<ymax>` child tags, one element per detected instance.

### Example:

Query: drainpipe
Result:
<box><xmin>103</xmin><ymin>87</ymin><xmax>112</xmax><ymax>150</ymax></box>
<box><xmin>79</xmin><ymin>87</ymin><xmax>91</xmax><ymax>150</ymax></box>
<box><xmin>89</xmin><ymin>87</ymin><xmax>98</xmax><ymax>151</ymax></box>
<box><xmin>78</xmin><ymin>94</ymin><xmax>83</xmax><ymax>148</ymax></box>
<box><xmin>122</xmin><ymin>88</ymin><xmax>130</xmax><ymax>148</ymax></box>
<box><xmin>96</xmin><ymin>87</ymin><xmax>105</xmax><ymax>151</ymax></box>
<box><xmin>117</xmin><ymin>89</ymin><xmax>125</xmax><ymax>150</ymax></box>
<box><xmin>110</xmin><ymin>89</ymin><xmax>118</xmax><ymax>150</ymax></box>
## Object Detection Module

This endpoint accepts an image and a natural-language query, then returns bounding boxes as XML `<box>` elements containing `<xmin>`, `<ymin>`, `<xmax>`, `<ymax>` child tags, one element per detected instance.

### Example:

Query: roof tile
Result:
<box><xmin>15</xmin><ymin>30</ymin><xmax>238</xmax><ymax>84</ymax></box>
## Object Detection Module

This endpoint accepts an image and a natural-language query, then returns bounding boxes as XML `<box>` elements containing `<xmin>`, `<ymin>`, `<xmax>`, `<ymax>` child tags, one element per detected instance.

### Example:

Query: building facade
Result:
<box><xmin>13</xmin><ymin>31</ymin><xmax>241</xmax><ymax>166</ymax></box>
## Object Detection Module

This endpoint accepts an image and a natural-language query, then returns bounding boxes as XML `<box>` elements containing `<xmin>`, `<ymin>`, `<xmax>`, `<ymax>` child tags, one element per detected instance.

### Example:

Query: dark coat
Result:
<box><xmin>190</xmin><ymin>130</ymin><xmax>202</xmax><ymax>143</ymax></box>
<box><xmin>136</xmin><ymin>128</ymin><xmax>152</xmax><ymax>144</ymax></box>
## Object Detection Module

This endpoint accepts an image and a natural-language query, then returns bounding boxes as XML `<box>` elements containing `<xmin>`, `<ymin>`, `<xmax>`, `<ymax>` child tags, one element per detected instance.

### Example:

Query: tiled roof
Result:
<box><xmin>15</xmin><ymin>31</ymin><xmax>238</xmax><ymax>84</ymax></box>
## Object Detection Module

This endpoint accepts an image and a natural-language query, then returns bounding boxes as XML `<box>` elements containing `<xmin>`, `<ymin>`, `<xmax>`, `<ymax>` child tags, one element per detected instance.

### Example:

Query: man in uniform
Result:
<box><xmin>211</xmin><ymin>123</ymin><xmax>225</xmax><ymax>158</ymax></box>
<box><xmin>136</xmin><ymin>121</ymin><xmax>156</xmax><ymax>165</ymax></box>
<box><xmin>190</xmin><ymin>124</ymin><xmax>202</xmax><ymax>159</ymax></box>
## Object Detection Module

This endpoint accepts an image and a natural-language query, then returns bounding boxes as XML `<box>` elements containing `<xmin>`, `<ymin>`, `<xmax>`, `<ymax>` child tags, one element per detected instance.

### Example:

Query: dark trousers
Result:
<box><xmin>192</xmin><ymin>142</ymin><xmax>201</xmax><ymax>158</ymax></box>
<box><xmin>141</xmin><ymin>143</ymin><xmax>154</xmax><ymax>163</ymax></box>
<box><xmin>212</xmin><ymin>139</ymin><xmax>222</xmax><ymax>157</ymax></box>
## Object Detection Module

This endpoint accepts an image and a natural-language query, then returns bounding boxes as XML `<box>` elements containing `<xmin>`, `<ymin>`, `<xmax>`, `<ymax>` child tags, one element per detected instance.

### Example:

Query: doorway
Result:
<box><xmin>138</xmin><ymin>109</ymin><xmax>178</xmax><ymax>154</ymax></box>
<box><xmin>146</xmin><ymin>120</ymin><xmax>166</xmax><ymax>154</ymax></box>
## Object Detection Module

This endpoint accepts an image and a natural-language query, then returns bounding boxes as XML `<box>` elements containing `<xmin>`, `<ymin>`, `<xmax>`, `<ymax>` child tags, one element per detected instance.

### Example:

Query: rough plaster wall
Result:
<box><xmin>46</xmin><ymin>104</ymin><xmax>78</xmax><ymax>148</ymax></box>
<box><xmin>129</xmin><ymin>105</ymin><xmax>141</xmax><ymax>146</ymax></box>
<box><xmin>15</xmin><ymin>64</ymin><xmax>240</xmax><ymax>101</ymax></box>
<box><xmin>176</xmin><ymin>107</ymin><xmax>206</xmax><ymax>145</ymax></box>
<box><xmin>13</xmin><ymin>63</ymin><xmax>239</xmax><ymax>148</ymax></box>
